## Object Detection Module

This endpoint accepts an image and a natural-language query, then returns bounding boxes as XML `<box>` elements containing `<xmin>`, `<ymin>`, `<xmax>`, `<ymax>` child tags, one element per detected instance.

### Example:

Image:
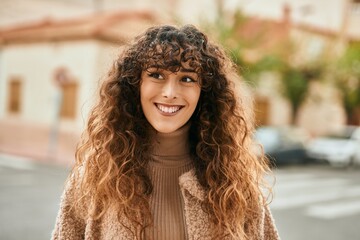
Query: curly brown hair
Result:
<box><xmin>71</xmin><ymin>24</ymin><xmax>271</xmax><ymax>239</ymax></box>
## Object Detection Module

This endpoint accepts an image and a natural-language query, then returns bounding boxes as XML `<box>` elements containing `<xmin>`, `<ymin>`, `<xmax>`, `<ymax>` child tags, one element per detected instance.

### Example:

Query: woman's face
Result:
<box><xmin>140</xmin><ymin>68</ymin><xmax>201</xmax><ymax>134</ymax></box>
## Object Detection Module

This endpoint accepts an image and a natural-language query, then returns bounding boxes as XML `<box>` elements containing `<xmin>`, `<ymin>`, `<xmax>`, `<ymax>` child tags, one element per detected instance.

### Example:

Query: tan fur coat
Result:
<box><xmin>52</xmin><ymin>169</ymin><xmax>280</xmax><ymax>240</ymax></box>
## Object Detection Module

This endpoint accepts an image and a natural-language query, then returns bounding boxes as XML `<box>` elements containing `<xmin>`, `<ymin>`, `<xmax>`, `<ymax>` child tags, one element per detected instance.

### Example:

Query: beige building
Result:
<box><xmin>0</xmin><ymin>11</ymin><xmax>161</xmax><ymax>165</ymax></box>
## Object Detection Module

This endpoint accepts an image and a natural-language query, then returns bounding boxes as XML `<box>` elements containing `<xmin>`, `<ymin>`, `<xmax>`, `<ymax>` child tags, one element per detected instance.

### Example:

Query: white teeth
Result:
<box><xmin>157</xmin><ymin>104</ymin><xmax>181</xmax><ymax>113</ymax></box>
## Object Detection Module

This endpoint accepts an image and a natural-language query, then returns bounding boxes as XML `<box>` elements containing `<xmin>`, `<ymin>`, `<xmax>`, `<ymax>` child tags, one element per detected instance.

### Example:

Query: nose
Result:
<box><xmin>162</xmin><ymin>78</ymin><xmax>178</xmax><ymax>99</ymax></box>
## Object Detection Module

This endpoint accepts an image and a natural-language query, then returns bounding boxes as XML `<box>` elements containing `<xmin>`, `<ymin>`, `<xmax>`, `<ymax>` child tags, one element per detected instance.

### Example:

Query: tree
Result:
<box><xmin>278</xmin><ymin>62</ymin><xmax>324</xmax><ymax>123</ymax></box>
<box><xmin>333</xmin><ymin>43</ymin><xmax>360</xmax><ymax>125</ymax></box>
<box><xmin>204</xmin><ymin>9</ymin><xmax>322</xmax><ymax>124</ymax></box>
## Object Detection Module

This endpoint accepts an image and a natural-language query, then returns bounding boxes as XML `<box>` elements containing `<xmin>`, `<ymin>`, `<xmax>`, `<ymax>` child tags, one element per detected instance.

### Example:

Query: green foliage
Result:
<box><xmin>334</xmin><ymin>43</ymin><xmax>360</xmax><ymax>121</ymax></box>
<box><xmin>279</xmin><ymin>66</ymin><xmax>308</xmax><ymax>119</ymax></box>
<box><xmin>279</xmin><ymin>62</ymin><xmax>325</xmax><ymax>120</ymax></box>
<box><xmin>240</xmin><ymin>54</ymin><xmax>285</xmax><ymax>83</ymax></box>
<box><xmin>338</xmin><ymin>43</ymin><xmax>360</xmax><ymax>74</ymax></box>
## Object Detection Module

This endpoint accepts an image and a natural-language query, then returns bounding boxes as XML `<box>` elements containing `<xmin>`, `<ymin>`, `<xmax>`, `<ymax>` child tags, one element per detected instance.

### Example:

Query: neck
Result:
<box><xmin>151</xmin><ymin>122</ymin><xmax>191</xmax><ymax>157</ymax></box>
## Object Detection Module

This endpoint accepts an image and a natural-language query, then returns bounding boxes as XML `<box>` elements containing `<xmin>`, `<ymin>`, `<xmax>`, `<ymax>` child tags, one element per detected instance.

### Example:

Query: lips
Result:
<box><xmin>155</xmin><ymin>103</ymin><xmax>183</xmax><ymax>114</ymax></box>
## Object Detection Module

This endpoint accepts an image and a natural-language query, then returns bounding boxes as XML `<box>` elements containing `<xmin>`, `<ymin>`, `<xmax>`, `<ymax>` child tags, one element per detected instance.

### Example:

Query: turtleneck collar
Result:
<box><xmin>152</xmin><ymin>122</ymin><xmax>191</xmax><ymax>157</ymax></box>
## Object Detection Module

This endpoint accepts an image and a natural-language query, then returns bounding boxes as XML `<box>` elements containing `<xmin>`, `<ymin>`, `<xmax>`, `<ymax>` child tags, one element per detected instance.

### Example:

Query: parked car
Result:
<box><xmin>254</xmin><ymin>126</ymin><xmax>309</xmax><ymax>166</ymax></box>
<box><xmin>306</xmin><ymin>126</ymin><xmax>360</xmax><ymax>167</ymax></box>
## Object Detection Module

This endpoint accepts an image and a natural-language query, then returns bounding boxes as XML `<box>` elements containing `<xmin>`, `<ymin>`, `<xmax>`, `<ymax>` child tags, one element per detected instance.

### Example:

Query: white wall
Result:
<box><xmin>79</xmin><ymin>42</ymin><xmax>123</xmax><ymax>128</ymax></box>
<box><xmin>1</xmin><ymin>0</ymin><xmax>355</xmax><ymax>36</ymax></box>
<box><xmin>297</xmin><ymin>81</ymin><xmax>346</xmax><ymax>136</ymax></box>
<box><xmin>0</xmin><ymin>49</ymin><xmax>5</xmax><ymax>117</ymax></box>
<box><xmin>0</xmin><ymin>40</ymin><xmax>113</xmax><ymax>130</ymax></box>
<box><xmin>238</xmin><ymin>0</ymin><xmax>348</xmax><ymax>33</ymax></box>
<box><xmin>174</xmin><ymin>0</ymin><xmax>218</xmax><ymax>24</ymax></box>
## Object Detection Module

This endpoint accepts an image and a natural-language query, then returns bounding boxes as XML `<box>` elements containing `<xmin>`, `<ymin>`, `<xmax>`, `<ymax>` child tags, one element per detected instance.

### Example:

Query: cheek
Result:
<box><xmin>191</xmin><ymin>88</ymin><xmax>201</xmax><ymax>106</ymax></box>
<box><xmin>140</xmin><ymin>82</ymin><xmax>151</xmax><ymax>103</ymax></box>
<box><xmin>185</xmin><ymin>89</ymin><xmax>201</xmax><ymax>113</ymax></box>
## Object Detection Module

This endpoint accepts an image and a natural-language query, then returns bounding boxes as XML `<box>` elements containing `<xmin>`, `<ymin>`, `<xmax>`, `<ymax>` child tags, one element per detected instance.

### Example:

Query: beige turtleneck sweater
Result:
<box><xmin>147</xmin><ymin>123</ymin><xmax>194</xmax><ymax>240</ymax></box>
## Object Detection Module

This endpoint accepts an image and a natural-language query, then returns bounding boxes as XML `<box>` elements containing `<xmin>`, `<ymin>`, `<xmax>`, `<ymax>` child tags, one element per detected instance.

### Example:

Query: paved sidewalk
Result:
<box><xmin>0</xmin><ymin>118</ymin><xmax>79</xmax><ymax>167</ymax></box>
<box><xmin>0</xmin><ymin>154</ymin><xmax>69</xmax><ymax>240</ymax></box>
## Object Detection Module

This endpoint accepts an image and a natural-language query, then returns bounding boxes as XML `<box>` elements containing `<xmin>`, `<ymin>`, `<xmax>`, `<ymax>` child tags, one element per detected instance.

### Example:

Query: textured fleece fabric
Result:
<box><xmin>52</xmin><ymin>168</ymin><xmax>280</xmax><ymax>240</ymax></box>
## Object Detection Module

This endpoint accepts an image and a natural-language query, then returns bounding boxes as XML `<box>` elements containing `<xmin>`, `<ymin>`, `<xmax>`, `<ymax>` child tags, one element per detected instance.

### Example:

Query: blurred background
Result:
<box><xmin>0</xmin><ymin>0</ymin><xmax>359</xmax><ymax>239</ymax></box>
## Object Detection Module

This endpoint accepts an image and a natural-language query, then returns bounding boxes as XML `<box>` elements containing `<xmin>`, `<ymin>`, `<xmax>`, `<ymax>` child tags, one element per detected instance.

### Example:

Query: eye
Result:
<box><xmin>148</xmin><ymin>72</ymin><xmax>164</xmax><ymax>80</ymax></box>
<box><xmin>181</xmin><ymin>76</ymin><xmax>197</xmax><ymax>83</ymax></box>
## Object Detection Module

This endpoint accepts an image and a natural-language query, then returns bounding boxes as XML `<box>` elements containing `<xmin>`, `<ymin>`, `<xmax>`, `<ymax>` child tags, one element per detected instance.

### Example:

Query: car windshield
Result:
<box><xmin>255</xmin><ymin>127</ymin><xmax>305</xmax><ymax>151</ymax></box>
<box><xmin>254</xmin><ymin>128</ymin><xmax>280</xmax><ymax>152</ymax></box>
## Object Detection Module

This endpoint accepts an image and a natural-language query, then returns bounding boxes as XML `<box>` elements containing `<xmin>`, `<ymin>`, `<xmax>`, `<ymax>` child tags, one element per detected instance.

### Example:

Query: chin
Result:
<box><xmin>153</xmin><ymin>124</ymin><xmax>181</xmax><ymax>134</ymax></box>
<box><xmin>155</xmin><ymin>128</ymin><xmax>178</xmax><ymax>134</ymax></box>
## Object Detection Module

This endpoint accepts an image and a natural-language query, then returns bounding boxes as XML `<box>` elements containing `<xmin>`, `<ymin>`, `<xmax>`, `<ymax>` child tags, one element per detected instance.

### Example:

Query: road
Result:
<box><xmin>0</xmin><ymin>155</ymin><xmax>69</xmax><ymax>240</ymax></box>
<box><xmin>271</xmin><ymin>164</ymin><xmax>360</xmax><ymax>240</ymax></box>
<box><xmin>0</xmin><ymin>155</ymin><xmax>359</xmax><ymax>240</ymax></box>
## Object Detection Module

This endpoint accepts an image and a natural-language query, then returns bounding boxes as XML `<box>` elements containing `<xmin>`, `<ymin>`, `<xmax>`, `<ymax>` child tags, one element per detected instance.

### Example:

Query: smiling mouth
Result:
<box><xmin>155</xmin><ymin>103</ymin><xmax>184</xmax><ymax>114</ymax></box>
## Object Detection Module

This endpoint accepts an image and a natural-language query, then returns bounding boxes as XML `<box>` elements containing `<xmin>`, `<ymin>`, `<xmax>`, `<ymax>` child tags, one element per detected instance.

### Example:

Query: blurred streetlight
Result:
<box><xmin>47</xmin><ymin>68</ymin><xmax>70</xmax><ymax>162</ymax></box>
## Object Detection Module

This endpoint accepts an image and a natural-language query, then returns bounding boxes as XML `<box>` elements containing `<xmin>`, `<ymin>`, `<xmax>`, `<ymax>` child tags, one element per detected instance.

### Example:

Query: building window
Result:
<box><xmin>254</xmin><ymin>96</ymin><xmax>269</xmax><ymax>126</ymax></box>
<box><xmin>60</xmin><ymin>82</ymin><xmax>78</xmax><ymax>119</ymax></box>
<box><xmin>7</xmin><ymin>78</ymin><xmax>22</xmax><ymax>114</ymax></box>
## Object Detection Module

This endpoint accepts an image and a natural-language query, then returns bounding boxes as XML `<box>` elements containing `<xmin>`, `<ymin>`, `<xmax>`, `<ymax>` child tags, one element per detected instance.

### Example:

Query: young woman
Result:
<box><xmin>52</xmin><ymin>24</ymin><xmax>280</xmax><ymax>240</ymax></box>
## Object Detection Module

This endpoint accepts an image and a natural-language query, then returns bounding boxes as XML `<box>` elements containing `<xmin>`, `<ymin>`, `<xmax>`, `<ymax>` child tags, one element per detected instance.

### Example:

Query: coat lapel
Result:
<box><xmin>179</xmin><ymin>169</ymin><xmax>216</xmax><ymax>240</ymax></box>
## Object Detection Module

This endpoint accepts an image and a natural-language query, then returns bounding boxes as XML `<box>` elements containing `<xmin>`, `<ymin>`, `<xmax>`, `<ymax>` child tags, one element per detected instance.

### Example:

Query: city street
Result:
<box><xmin>0</xmin><ymin>155</ymin><xmax>69</xmax><ymax>240</ymax></box>
<box><xmin>271</xmin><ymin>164</ymin><xmax>360</xmax><ymax>240</ymax></box>
<box><xmin>0</xmin><ymin>154</ymin><xmax>360</xmax><ymax>240</ymax></box>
